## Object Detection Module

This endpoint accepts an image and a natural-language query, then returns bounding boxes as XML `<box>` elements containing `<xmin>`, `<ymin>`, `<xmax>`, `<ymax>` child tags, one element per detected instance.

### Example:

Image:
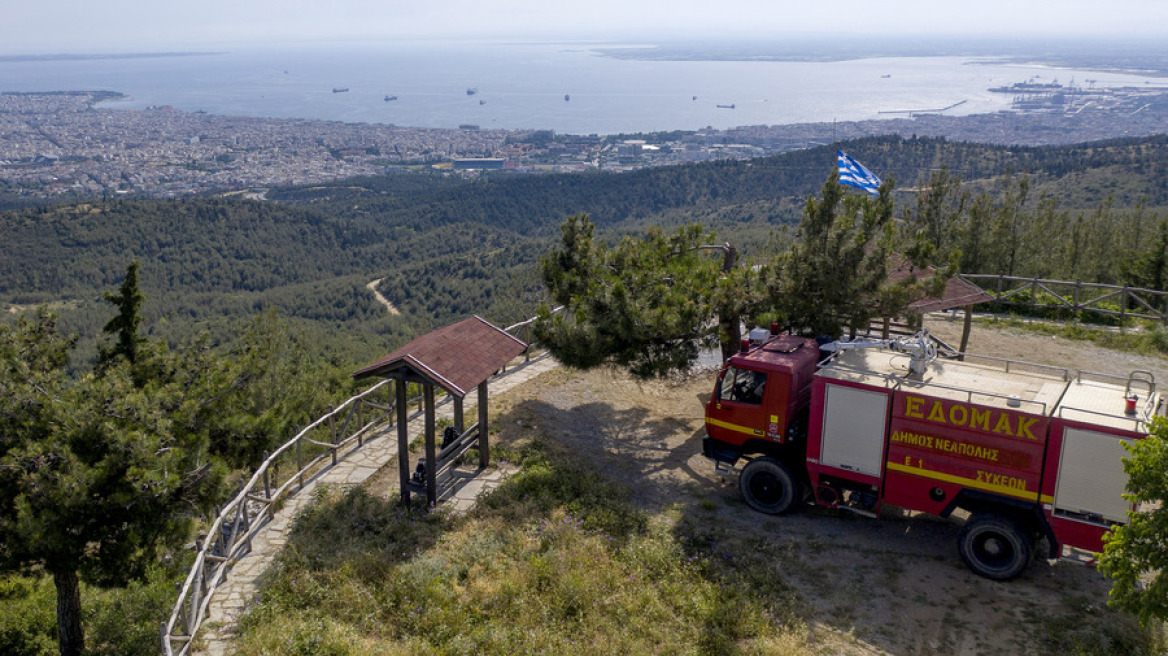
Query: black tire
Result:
<box><xmin>958</xmin><ymin>514</ymin><xmax>1034</xmax><ymax>580</ymax></box>
<box><xmin>739</xmin><ymin>457</ymin><xmax>800</xmax><ymax>515</ymax></box>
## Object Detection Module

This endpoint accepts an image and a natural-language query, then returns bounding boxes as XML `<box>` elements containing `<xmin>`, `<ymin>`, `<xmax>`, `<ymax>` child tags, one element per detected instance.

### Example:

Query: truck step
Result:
<box><xmin>838</xmin><ymin>505</ymin><xmax>878</xmax><ymax>519</ymax></box>
<box><xmin>713</xmin><ymin>460</ymin><xmax>736</xmax><ymax>478</ymax></box>
<box><xmin>1059</xmin><ymin>546</ymin><xmax>1099</xmax><ymax>567</ymax></box>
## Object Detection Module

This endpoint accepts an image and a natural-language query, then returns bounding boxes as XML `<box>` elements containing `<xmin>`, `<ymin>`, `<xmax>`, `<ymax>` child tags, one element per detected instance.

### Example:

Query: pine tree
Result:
<box><xmin>763</xmin><ymin>173</ymin><xmax>896</xmax><ymax>338</ymax></box>
<box><xmin>534</xmin><ymin>214</ymin><xmax>729</xmax><ymax>378</ymax></box>
<box><xmin>0</xmin><ymin>309</ymin><xmax>222</xmax><ymax>656</ymax></box>
<box><xmin>97</xmin><ymin>260</ymin><xmax>146</xmax><ymax>369</ymax></box>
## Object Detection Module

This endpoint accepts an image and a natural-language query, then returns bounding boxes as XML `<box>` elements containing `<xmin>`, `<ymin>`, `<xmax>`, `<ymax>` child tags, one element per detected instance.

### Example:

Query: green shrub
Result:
<box><xmin>86</xmin><ymin>563</ymin><xmax>189</xmax><ymax>656</ymax></box>
<box><xmin>0</xmin><ymin>576</ymin><xmax>56</xmax><ymax>656</ymax></box>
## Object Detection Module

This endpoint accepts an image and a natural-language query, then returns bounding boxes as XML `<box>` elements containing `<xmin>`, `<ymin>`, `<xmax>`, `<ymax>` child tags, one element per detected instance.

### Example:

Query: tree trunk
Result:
<box><xmin>53</xmin><ymin>569</ymin><xmax>84</xmax><ymax>656</ymax></box>
<box><xmin>718</xmin><ymin>244</ymin><xmax>740</xmax><ymax>362</ymax></box>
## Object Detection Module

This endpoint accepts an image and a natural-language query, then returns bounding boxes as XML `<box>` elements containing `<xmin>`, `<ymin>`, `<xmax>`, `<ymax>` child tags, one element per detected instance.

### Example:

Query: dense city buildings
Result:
<box><xmin>2</xmin><ymin>87</ymin><xmax>1166</xmax><ymax>200</ymax></box>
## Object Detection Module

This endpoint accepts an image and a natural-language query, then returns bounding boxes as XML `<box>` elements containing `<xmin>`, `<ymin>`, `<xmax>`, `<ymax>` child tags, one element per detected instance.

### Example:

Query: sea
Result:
<box><xmin>1</xmin><ymin>40</ymin><xmax>1164</xmax><ymax>135</ymax></box>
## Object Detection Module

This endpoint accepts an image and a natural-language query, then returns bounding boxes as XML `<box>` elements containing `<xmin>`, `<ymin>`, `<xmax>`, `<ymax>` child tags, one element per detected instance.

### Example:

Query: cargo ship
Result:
<box><xmin>989</xmin><ymin>80</ymin><xmax>1064</xmax><ymax>93</ymax></box>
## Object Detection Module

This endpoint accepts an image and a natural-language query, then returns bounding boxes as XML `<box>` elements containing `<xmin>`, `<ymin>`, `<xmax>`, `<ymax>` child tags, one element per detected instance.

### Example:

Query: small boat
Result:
<box><xmin>692</xmin><ymin>95</ymin><xmax>698</xmax><ymax>101</ymax></box>
<box><xmin>564</xmin><ymin>94</ymin><xmax>570</xmax><ymax>101</ymax></box>
<box><xmin>332</xmin><ymin>87</ymin><xmax>349</xmax><ymax>93</ymax></box>
<box><xmin>466</xmin><ymin>88</ymin><xmax>478</xmax><ymax>95</ymax></box>
<box><xmin>479</xmin><ymin>99</ymin><xmax>486</xmax><ymax>105</ymax></box>
<box><xmin>716</xmin><ymin>104</ymin><xmax>735</xmax><ymax>109</ymax></box>
<box><xmin>384</xmin><ymin>95</ymin><xmax>398</xmax><ymax>101</ymax></box>
<box><xmin>881</xmin><ymin>74</ymin><xmax>892</xmax><ymax>79</ymax></box>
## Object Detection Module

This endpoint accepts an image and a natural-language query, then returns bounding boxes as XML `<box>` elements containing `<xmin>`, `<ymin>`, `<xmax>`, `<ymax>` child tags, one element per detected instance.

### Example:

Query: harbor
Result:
<box><xmin>878</xmin><ymin>99</ymin><xmax>968</xmax><ymax>116</ymax></box>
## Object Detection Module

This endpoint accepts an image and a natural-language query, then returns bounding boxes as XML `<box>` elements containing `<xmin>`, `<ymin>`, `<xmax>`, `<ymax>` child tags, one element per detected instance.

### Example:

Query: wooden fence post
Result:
<box><xmin>296</xmin><ymin>439</ymin><xmax>304</xmax><ymax>490</ymax></box>
<box><xmin>358</xmin><ymin>402</ymin><xmax>364</xmax><ymax>447</ymax></box>
<box><xmin>1121</xmin><ymin>286</ymin><xmax>1128</xmax><ymax>333</ymax></box>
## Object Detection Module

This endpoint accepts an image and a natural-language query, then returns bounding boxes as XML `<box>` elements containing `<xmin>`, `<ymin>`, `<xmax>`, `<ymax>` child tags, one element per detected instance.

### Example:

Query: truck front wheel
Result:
<box><xmin>739</xmin><ymin>457</ymin><xmax>800</xmax><ymax>515</ymax></box>
<box><xmin>958</xmin><ymin>514</ymin><xmax>1034</xmax><ymax>580</ymax></box>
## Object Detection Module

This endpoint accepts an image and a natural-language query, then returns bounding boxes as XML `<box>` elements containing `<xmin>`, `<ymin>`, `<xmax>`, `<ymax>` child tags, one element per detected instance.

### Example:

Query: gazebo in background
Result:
<box><xmin>882</xmin><ymin>256</ymin><xmax>995</xmax><ymax>357</ymax></box>
<box><xmin>352</xmin><ymin>316</ymin><xmax>527</xmax><ymax>506</ymax></box>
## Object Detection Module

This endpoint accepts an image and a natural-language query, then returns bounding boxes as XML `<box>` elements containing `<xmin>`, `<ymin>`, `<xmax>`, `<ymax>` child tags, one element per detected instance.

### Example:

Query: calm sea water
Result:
<box><xmin>0</xmin><ymin>41</ymin><xmax>1161</xmax><ymax>134</ymax></box>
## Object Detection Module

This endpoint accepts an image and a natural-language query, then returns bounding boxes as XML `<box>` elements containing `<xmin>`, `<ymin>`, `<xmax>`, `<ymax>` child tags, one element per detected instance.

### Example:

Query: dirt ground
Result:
<box><xmin>466</xmin><ymin>315</ymin><xmax>1163</xmax><ymax>655</ymax></box>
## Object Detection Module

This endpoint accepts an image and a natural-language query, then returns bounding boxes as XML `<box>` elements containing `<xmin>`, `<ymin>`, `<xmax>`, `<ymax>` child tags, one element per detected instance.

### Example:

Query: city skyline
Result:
<box><xmin>4</xmin><ymin>0</ymin><xmax>1168</xmax><ymax>55</ymax></box>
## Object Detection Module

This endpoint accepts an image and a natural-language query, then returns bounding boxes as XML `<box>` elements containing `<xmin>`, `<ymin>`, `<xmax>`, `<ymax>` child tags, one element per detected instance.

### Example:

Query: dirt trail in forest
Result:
<box><xmin>366</xmin><ymin>278</ymin><xmax>401</xmax><ymax>315</ymax></box>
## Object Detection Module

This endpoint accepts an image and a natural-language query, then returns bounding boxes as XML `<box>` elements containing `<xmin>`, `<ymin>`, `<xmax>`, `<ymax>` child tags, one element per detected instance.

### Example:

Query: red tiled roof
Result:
<box><xmin>909</xmin><ymin>275</ymin><xmax>995</xmax><ymax>313</ymax></box>
<box><xmin>885</xmin><ymin>254</ymin><xmax>994</xmax><ymax>313</ymax></box>
<box><xmin>352</xmin><ymin>316</ymin><xmax>528</xmax><ymax>396</ymax></box>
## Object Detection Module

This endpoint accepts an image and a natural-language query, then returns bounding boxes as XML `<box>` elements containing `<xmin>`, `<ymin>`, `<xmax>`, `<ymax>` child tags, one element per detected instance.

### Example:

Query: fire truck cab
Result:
<box><xmin>703</xmin><ymin>329</ymin><xmax>1161</xmax><ymax>580</ymax></box>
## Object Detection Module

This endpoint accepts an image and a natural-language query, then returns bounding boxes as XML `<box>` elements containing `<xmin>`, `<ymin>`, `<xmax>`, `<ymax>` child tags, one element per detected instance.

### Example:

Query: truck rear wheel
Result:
<box><xmin>958</xmin><ymin>514</ymin><xmax>1033</xmax><ymax>580</ymax></box>
<box><xmin>739</xmin><ymin>457</ymin><xmax>799</xmax><ymax>515</ymax></box>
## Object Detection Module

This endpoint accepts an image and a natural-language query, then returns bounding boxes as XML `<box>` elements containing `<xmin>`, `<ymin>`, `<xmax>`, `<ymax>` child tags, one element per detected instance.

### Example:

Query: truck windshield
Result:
<box><xmin>720</xmin><ymin>367</ymin><xmax>767</xmax><ymax>405</ymax></box>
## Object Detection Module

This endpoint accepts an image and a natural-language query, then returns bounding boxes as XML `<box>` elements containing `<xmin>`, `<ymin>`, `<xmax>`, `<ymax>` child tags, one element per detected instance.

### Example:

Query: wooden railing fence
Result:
<box><xmin>962</xmin><ymin>274</ymin><xmax>1168</xmax><ymax>324</ymax></box>
<box><xmin>161</xmin><ymin>379</ymin><xmax>397</xmax><ymax>656</ymax></box>
<box><xmin>161</xmin><ymin>313</ymin><xmax>556</xmax><ymax>655</ymax></box>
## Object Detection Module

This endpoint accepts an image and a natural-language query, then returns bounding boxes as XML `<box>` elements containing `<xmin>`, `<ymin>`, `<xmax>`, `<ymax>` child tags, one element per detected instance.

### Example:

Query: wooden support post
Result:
<box><xmin>454</xmin><ymin>396</ymin><xmax>464</xmax><ymax>434</ymax></box>
<box><xmin>424</xmin><ymin>383</ymin><xmax>437</xmax><ymax>505</ymax></box>
<box><xmin>262</xmin><ymin>451</ymin><xmax>271</xmax><ymax>499</ymax></box>
<box><xmin>959</xmin><ymin>304</ymin><xmax>973</xmax><ymax>362</ymax></box>
<box><xmin>396</xmin><ymin>379</ymin><xmax>410</xmax><ymax>505</ymax></box>
<box><xmin>478</xmin><ymin>380</ymin><xmax>489</xmax><ymax>469</ymax></box>
<box><xmin>881</xmin><ymin>316</ymin><xmax>890</xmax><ymax>340</ymax></box>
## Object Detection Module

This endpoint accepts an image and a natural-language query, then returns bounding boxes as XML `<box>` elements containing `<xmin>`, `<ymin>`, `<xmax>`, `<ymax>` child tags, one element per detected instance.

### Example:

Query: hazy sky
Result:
<box><xmin>4</xmin><ymin>0</ymin><xmax>1167</xmax><ymax>54</ymax></box>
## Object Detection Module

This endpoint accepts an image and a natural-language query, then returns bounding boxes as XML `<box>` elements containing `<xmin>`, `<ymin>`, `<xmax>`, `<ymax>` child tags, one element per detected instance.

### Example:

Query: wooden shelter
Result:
<box><xmin>353</xmin><ymin>316</ymin><xmax>527</xmax><ymax>505</ymax></box>
<box><xmin>883</xmin><ymin>255</ymin><xmax>995</xmax><ymax>356</ymax></box>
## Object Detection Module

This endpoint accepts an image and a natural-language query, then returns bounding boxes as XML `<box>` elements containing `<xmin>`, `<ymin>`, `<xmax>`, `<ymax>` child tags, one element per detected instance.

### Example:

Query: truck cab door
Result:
<box><xmin>706</xmin><ymin>365</ymin><xmax>770</xmax><ymax>445</ymax></box>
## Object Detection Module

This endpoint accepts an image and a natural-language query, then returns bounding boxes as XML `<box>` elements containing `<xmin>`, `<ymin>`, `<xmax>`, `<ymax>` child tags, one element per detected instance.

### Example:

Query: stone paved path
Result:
<box><xmin>193</xmin><ymin>357</ymin><xmax>557</xmax><ymax>656</ymax></box>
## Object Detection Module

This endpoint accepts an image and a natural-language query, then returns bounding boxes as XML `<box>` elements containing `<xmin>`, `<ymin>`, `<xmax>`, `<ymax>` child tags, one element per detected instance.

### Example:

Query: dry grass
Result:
<box><xmin>234</xmin><ymin>435</ymin><xmax>815</xmax><ymax>655</ymax></box>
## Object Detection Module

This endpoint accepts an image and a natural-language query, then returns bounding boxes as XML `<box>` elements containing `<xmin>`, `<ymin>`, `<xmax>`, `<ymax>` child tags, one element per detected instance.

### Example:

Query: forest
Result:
<box><xmin>2</xmin><ymin>134</ymin><xmax>1167</xmax><ymax>371</ymax></box>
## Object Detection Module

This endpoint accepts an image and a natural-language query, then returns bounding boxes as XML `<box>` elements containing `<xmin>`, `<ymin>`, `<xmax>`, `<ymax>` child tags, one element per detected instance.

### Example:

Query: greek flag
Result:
<box><xmin>837</xmin><ymin>150</ymin><xmax>882</xmax><ymax>196</ymax></box>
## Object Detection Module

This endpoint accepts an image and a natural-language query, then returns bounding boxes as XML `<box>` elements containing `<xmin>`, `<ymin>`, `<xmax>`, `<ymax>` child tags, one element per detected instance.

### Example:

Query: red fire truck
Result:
<box><xmin>702</xmin><ymin>329</ymin><xmax>1159</xmax><ymax>579</ymax></box>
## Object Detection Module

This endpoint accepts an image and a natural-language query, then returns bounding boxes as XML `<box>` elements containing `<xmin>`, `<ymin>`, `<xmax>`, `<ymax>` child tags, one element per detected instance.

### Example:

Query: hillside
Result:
<box><xmin>233</xmin><ymin>316</ymin><xmax>1164</xmax><ymax>655</ymax></box>
<box><xmin>2</xmin><ymin>135</ymin><xmax>1167</xmax><ymax>364</ymax></box>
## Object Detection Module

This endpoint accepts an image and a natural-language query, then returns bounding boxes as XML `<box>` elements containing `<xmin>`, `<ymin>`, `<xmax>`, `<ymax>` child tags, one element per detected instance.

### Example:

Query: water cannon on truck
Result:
<box><xmin>702</xmin><ymin>326</ymin><xmax>1162</xmax><ymax>580</ymax></box>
